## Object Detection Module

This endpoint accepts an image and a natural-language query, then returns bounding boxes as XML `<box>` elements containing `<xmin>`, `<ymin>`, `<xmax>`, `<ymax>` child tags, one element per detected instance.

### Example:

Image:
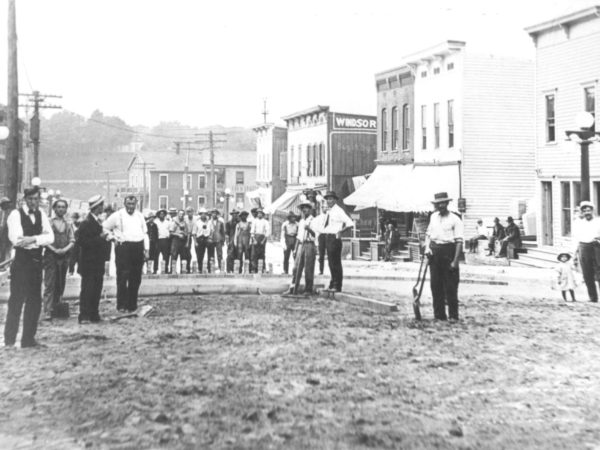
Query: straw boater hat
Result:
<box><xmin>323</xmin><ymin>191</ymin><xmax>338</xmax><ymax>200</ymax></box>
<box><xmin>198</xmin><ymin>207</ymin><xmax>208</xmax><ymax>215</ymax></box>
<box><xmin>88</xmin><ymin>194</ymin><xmax>104</xmax><ymax>210</ymax></box>
<box><xmin>298</xmin><ymin>201</ymin><xmax>312</xmax><ymax>210</ymax></box>
<box><xmin>557</xmin><ymin>252</ymin><xmax>571</xmax><ymax>262</ymax></box>
<box><xmin>0</xmin><ymin>197</ymin><xmax>10</xmax><ymax>205</ymax></box>
<box><xmin>432</xmin><ymin>192</ymin><xmax>452</xmax><ymax>204</ymax></box>
<box><xmin>580</xmin><ymin>200</ymin><xmax>594</xmax><ymax>210</ymax></box>
<box><xmin>156</xmin><ymin>208</ymin><xmax>167</xmax><ymax>216</ymax></box>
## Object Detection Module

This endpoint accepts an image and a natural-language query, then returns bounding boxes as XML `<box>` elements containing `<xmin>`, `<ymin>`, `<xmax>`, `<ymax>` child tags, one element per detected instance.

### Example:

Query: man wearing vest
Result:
<box><xmin>424</xmin><ymin>192</ymin><xmax>464</xmax><ymax>321</ymax></box>
<box><xmin>250</xmin><ymin>208</ymin><xmax>270</xmax><ymax>273</ymax></box>
<box><xmin>209</xmin><ymin>208</ymin><xmax>226</xmax><ymax>272</ymax></box>
<box><xmin>322</xmin><ymin>191</ymin><xmax>354</xmax><ymax>292</ymax></box>
<box><xmin>103</xmin><ymin>196</ymin><xmax>149</xmax><ymax>313</ymax></box>
<box><xmin>225</xmin><ymin>209</ymin><xmax>239</xmax><ymax>273</ymax></box>
<box><xmin>77</xmin><ymin>195</ymin><xmax>110</xmax><ymax>324</ymax></box>
<box><xmin>281</xmin><ymin>211</ymin><xmax>299</xmax><ymax>275</ymax></box>
<box><xmin>4</xmin><ymin>186</ymin><xmax>54</xmax><ymax>347</ymax></box>
<box><xmin>289</xmin><ymin>202</ymin><xmax>317</xmax><ymax>294</ymax></box>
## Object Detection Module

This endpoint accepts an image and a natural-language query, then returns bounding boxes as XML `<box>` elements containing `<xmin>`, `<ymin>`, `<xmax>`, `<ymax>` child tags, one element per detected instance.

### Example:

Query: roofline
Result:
<box><xmin>252</xmin><ymin>123</ymin><xmax>287</xmax><ymax>132</ymax></box>
<box><xmin>402</xmin><ymin>40</ymin><xmax>466</xmax><ymax>65</ymax></box>
<box><xmin>525</xmin><ymin>6</ymin><xmax>600</xmax><ymax>35</ymax></box>
<box><xmin>282</xmin><ymin>105</ymin><xmax>329</xmax><ymax>121</ymax></box>
<box><xmin>375</xmin><ymin>64</ymin><xmax>413</xmax><ymax>80</ymax></box>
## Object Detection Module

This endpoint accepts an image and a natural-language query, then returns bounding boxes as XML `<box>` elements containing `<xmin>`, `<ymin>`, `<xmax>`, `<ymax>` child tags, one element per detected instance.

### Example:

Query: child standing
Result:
<box><xmin>556</xmin><ymin>252</ymin><xmax>577</xmax><ymax>301</ymax></box>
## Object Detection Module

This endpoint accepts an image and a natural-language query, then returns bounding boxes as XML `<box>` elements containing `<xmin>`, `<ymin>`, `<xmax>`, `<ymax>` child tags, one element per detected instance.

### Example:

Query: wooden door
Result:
<box><xmin>541</xmin><ymin>181</ymin><xmax>553</xmax><ymax>246</ymax></box>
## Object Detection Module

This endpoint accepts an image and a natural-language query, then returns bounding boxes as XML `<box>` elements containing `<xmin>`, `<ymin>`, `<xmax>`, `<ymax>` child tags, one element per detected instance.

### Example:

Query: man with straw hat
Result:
<box><xmin>289</xmin><ymin>201</ymin><xmax>317</xmax><ymax>295</ymax></box>
<box><xmin>424</xmin><ymin>192</ymin><xmax>464</xmax><ymax>321</ymax></box>
<box><xmin>573</xmin><ymin>200</ymin><xmax>600</xmax><ymax>302</ymax></box>
<box><xmin>281</xmin><ymin>210</ymin><xmax>299</xmax><ymax>275</ymax></box>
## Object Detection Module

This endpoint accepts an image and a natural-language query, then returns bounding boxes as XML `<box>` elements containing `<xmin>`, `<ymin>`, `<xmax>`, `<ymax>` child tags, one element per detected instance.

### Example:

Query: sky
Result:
<box><xmin>0</xmin><ymin>0</ymin><xmax>597</xmax><ymax>129</ymax></box>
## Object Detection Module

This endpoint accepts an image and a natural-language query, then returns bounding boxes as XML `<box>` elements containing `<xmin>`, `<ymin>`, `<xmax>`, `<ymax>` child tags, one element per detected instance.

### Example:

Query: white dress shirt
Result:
<box><xmin>298</xmin><ymin>215</ymin><xmax>316</xmax><ymax>243</ymax></box>
<box><xmin>572</xmin><ymin>216</ymin><xmax>600</xmax><ymax>251</ymax></box>
<box><xmin>476</xmin><ymin>225</ymin><xmax>489</xmax><ymax>237</ymax></box>
<box><xmin>7</xmin><ymin>205</ymin><xmax>54</xmax><ymax>249</ymax></box>
<box><xmin>193</xmin><ymin>218</ymin><xmax>213</xmax><ymax>238</ymax></box>
<box><xmin>321</xmin><ymin>204</ymin><xmax>354</xmax><ymax>234</ymax></box>
<box><xmin>426</xmin><ymin>211</ymin><xmax>464</xmax><ymax>244</ymax></box>
<box><xmin>154</xmin><ymin>218</ymin><xmax>171</xmax><ymax>239</ymax></box>
<box><xmin>251</xmin><ymin>218</ymin><xmax>271</xmax><ymax>237</ymax></box>
<box><xmin>103</xmin><ymin>208</ymin><xmax>149</xmax><ymax>250</ymax></box>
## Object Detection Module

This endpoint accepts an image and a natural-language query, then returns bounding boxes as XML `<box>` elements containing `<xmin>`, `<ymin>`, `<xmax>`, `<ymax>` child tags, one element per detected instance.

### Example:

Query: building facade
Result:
<box><xmin>526</xmin><ymin>6</ymin><xmax>600</xmax><ymax>247</ymax></box>
<box><xmin>128</xmin><ymin>148</ymin><xmax>257</xmax><ymax>214</ymax></box>
<box><xmin>252</xmin><ymin>123</ymin><xmax>287</xmax><ymax>208</ymax></box>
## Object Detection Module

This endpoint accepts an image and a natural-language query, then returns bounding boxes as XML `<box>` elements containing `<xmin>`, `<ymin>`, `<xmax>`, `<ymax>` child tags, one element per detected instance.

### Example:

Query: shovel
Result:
<box><xmin>412</xmin><ymin>255</ymin><xmax>429</xmax><ymax>321</ymax></box>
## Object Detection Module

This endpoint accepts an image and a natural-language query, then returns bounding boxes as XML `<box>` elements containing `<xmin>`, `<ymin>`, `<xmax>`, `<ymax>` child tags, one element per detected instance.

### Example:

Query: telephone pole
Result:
<box><xmin>262</xmin><ymin>98</ymin><xmax>269</xmax><ymax>124</ymax></box>
<box><xmin>19</xmin><ymin>91</ymin><xmax>62</xmax><ymax>177</ymax></box>
<box><xmin>172</xmin><ymin>140</ymin><xmax>209</xmax><ymax>209</ymax></box>
<box><xmin>194</xmin><ymin>131</ymin><xmax>226</xmax><ymax>209</ymax></box>
<box><xmin>6</xmin><ymin>0</ymin><xmax>19</xmax><ymax>203</ymax></box>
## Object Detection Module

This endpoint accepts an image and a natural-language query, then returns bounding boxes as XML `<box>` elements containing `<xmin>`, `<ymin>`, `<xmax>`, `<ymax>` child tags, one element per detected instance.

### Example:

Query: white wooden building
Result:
<box><xmin>526</xmin><ymin>6</ymin><xmax>600</xmax><ymax>248</ymax></box>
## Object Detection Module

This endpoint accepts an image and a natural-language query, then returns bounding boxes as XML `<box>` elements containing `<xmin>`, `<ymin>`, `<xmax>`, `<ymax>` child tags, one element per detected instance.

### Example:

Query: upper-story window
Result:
<box><xmin>306</xmin><ymin>145</ymin><xmax>313</xmax><ymax>176</ymax></box>
<box><xmin>448</xmin><ymin>100</ymin><xmax>455</xmax><ymax>148</ymax></box>
<box><xmin>312</xmin><ymin>145</ymin><xmax>317</xmax><ymax>176</ymax></box>
<box><xmin>297</xmin><ymin>145</ymin><xmax>302</xmax><ymax>177</ymax></box>
<box><xmin>198</xmin><ymin>174</ymin><xmax>206</xmax><ymax>189</ymax></box>
<box><xmin>545</xmin><ymin>94</ymin><xmax>556</xmax><ymax>143</ymax></box>
<box><xmin>421</xmin><ymin>105</ymin><xmax>427</xmax><ymax>150</ymax></box>
<box><xmin>236</xmin><ymin>171</ymin><xmax>244</xmax><ymax>185</ymax></box>
<box><xmin>420</xmin><ymin>71</ymin><xmax>427</xmax><ymax>78</ymax></box>
<box><xmin>318</xmin><ymin>143</ymin><xmax>325</xmax><ymax>176</ymax></box>
<box><xmin>585</xmin><ymin>86</ymin><xmax>596</xmax><ymax>132</ymax></box>
<box><xmin>402</xmin><ymin>104</ymin><xmax>410</xmax><ymax>150</ymax></box>
<box><xmin>159</xmin><ymin>174</ymin><xmax>168</xmax><ymax>190</ymax></box>
<box><xmin>381</xmin><ymin>108</ymin><xmax>388</xmax><ymax>152</ymax></box>
<box><xmin>290</xmin><ymin>146</ymin><xmax>295</xmax><ymax>180</ymax></box>
<box><xmin>447</xmin><ymin>62</ymin><xmax>454</xmax><ymax>70</ymax></box>
<box><xmin>184</xmin><ymin>174</ymin><xmax>192</xmax><ymax>191</ymax></box>
<box><xmin>433</xmin><ymin>67</ymin><xmax>440</xmax><ymax>75</ymax></box>
<box><xmin>434</xmin><ymin>103</ymin><xmax>440</xmax><ymax>149</ymax></box>
<box><xmin>391</xmin><ymin>107</ymin><xmax>399</xmax><ymax>150</ymax></box>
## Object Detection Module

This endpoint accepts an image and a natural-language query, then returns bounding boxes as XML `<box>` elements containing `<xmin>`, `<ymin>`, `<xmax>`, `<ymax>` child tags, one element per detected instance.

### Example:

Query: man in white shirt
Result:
<box><xmin>468</xmin><ymin>219</ymin><xmax>489</xmax><ymax>253</ymax></box>
<box><xmin>169</xmin><ymin>209</ymin><xmax>188</xmax><ymax>273</ymax></box>
<box><xmin>4</xmin><ymin>186</ymin><xmax>54</xmax><ymax>348</ymax></box>
<box><xmin>103</xmin><ymin>195</ymin><xmax>149</xmax><ymax>313</ymax></box>
<box><xmin>315</xmin><ymin>204</ymin><xmax>329</xmax><ymax>275</ymax></box>
<box><xmin>321</xmin><ymin>191</ymin><xmax>354</xmax><ymax>292</ymax></box>
<box><xmin>290</xmin><ymin>202</ymin><xmax>317</xmax><ymax>295</ymax></box>
<box><xmin>573</xmin><ymin>200</ymin><xmax>600</xmax><ymax>302</ymax></box>
<box><xmin>154</xmin><ymin>209</ymin><xmax>171</xmax><ymax>273</ymax></box>
<box><xmin>250</xmin><ymin>208</ymin><xmax>270</xmax><ymax>273</ymax></box>
<box><xmin>424</xmin><ymin>192</ymin><xmax>464</xmax><ymax>320</ymax></box>
<box><xmin>193</xmin><ymin>208</ymin><xmax>213</xmax><ymax>273</ymax></box>
<box><xmin>280</xmin><ymin>211</ymin><xmax>299</xmax><ymax>274</ymax></box>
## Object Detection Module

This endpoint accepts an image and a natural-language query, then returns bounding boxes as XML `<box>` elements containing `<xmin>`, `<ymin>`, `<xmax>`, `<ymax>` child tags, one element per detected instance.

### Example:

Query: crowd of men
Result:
<box><xmin>2</xmin><ymin>185</ymin><xmax>358</xmax><ymax>348</ymax></box>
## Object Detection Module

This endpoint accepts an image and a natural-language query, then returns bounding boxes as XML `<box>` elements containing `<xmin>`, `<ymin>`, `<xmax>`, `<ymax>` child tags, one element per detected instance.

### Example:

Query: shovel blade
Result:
<box><xmin>413</xmin><ymin>300</ymin><xmax>422</xmax><ymax>321</ymax></box>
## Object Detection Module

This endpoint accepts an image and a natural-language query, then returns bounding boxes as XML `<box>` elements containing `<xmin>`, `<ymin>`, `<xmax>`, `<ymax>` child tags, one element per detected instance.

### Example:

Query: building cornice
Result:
<box><xmin>525</xmin><ymin>6</ymin><xmax>600</xmax><ymax>36</ymax></box>
<box><xmin>402</xmin><ymin>40</ymin><xmax>466</xmax><ymax>66</ymax></box>
<box><xmin>282</xmin><ymin>105</ymin><xmax>329</xmax><ymax>122</ymax></box>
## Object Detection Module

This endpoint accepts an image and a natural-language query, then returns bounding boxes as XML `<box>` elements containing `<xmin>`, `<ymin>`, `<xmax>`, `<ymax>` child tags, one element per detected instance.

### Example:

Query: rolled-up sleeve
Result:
<box><xmin>453</xmin><ymin>215</ymin><xmax>464</xmax><ymax>243</ymax></box>
<box><xmin>35</xmin><ymin>213</ymin><xmax>55</xmax><ymax>247</ymax></box>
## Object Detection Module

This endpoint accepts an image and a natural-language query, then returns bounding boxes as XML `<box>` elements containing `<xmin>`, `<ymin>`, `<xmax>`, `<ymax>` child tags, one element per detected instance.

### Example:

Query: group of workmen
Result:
<box><xmin>2</xmin><ymin>184</ymin><xmax>358</xmax><ymax>348</ymax></box>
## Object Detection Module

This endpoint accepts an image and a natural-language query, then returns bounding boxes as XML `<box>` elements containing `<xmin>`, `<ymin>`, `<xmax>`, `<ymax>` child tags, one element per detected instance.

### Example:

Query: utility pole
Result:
<box><xmin>262</xmin><ymin>98</ymin><xmax>269</xmax><ymax>124</ymax></box>
<box><xmin>101</xmin><ymin>169</ymin><xmax>121</xmax><ymax>208</ymax></box>
<box><xmin>6</xmin><ymin>0</ymin><xmax>19</xmax><ymax>203</ymax></box>
<box><xmin>19</xmin><ymin>91</ymin><xmax>62</xmax><ymax>177</ymax></box>
<box><xmin>172</xmin><ymin>140</ymin><xmax>209</xmax><ymax>210</ymax></box>
<box><xmin>194</xmin><ymin>131</ymin><xmax>226</xmax><ymax>209</ymax></box>
<box><xmin>131</xmin><ymin>160</ymin><xmax>155</xmax><ymax>210</ymax></box>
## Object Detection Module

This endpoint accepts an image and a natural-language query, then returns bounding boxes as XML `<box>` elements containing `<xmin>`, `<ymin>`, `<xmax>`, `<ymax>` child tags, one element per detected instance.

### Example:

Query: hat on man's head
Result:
<box><xmin>211</xmin><ymin>208</ymin><xmax>220</xmax><ymax>214</ymax></box>
<box><xmin>557</xmin><ymin>252</ymin><xmax>572</xmax><ymax>262</ymax></box>
<box><xmin>23</xmin><ymin>186</ymin><xmax>40</xmax><ymax>197</ymax></box>
<box><xmin>287</xmin><ymin>210</ymin><xmax>298</xmax><ymax>218</ymax></box>
<box><xmin>256</xmin><ymin>207</ymin><xmax>264</xmax><ymax>214</ymax></box>
<box><xmin>431</xmin><ymin>192</ymin><xmax>452</xmax><ymax>204</ymax></box>
<box><xmin>156</xmin><ymin>208</ymin><xmax>167</xmax><ymax>216</ymax></box>
<box><xmin>250</xmin><ymin>207</ymin><xmax>258</xmax><ymax>213</ymax></box>
<box><xmin>493</xmin><ymin>217</ymin><xmax>500</xmax><ymax>223</ymax></box>
<box><xmin>168</xmin><ymin>207</ymin><xmax>177</xmax><ymax>213</ymax></box>
<box><xmin>0</xmin><ymin>197</ymin><xmax>10</xmax><ymax>205</ymax></box>
<box><xmin>298</xmin><ymin>202</ymin><xmax>312</xmax><ymax>210</ymax></box>
<box><xmin>580</xmin><ymin>200</ymin><xmax>595</xmax><ymax>210</ymax></box>
<box><xmin>230</xmin><ymin>209</ymin><xmax>239</xmax><ymax>215</ymax></box>
<box><xmin>88</xmin><ymin>194</ymin><xmax>104</xmax><ymax>210</ymax></box>
<box><xmin>323</xmin><ymin>191</ymin><xmax>338</xmax><ymax>200</ymax></box>
<box><xmin>239</xmin><ymin>210</ymin><xmax>249</xmax><ymax>217</ymax></box>
<box><xmin>185</xmin><ymin>206</ymin><xmax>194</xmax><ymax>212</ymax></box>
<box><xmin>198</xmin><ymin>207</ymin><xmax>208</xmax><ymax>214</ymax></box>
<box><xmin>145</xmin><ymin>210</ymin><xmax>156</xmax><ymax>219</ymax></box>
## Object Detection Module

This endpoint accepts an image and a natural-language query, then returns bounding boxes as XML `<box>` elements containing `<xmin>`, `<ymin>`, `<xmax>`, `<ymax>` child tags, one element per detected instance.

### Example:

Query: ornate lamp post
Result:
<box><xmin>566</xmin><ymin>112</ymin><xmax>600</xmax><ymax>202</ymax></box>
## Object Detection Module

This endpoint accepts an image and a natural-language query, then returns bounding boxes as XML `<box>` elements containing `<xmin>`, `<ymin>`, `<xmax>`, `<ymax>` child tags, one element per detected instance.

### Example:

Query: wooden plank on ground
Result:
<box><xmin>319</xmin><ymin>290</ymin><xmax>399</xmax><ymax>313</ymax></box>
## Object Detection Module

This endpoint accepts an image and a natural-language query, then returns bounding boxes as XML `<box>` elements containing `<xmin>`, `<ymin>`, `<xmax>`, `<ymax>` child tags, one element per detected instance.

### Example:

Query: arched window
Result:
<box><xmin>402</xmin><ymin>104</ymin><xmax>410</xmax><ymax>150</ymax></box>
<box><xmin>381</xmin><ymin>108</ymin><xmax>388</xmax><ymax>151</ymax></box>
<box><xmin>312</xmin><ymin>144</ymin><xmax>317</xmax><ymax>176</ymax></box>
<box><xmin>307</xmin><ymin>145</ymin><xmax>312</xmax><ymax>176</ymax></box>
<box><xmin>391</xmin><ymin>106</ymin><xmax>399</xmax><ymax>150</ymax></box>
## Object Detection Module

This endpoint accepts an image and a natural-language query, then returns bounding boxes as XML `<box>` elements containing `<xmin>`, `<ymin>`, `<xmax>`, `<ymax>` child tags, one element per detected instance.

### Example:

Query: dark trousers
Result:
<box><xmin>195</xmin><ymin>237</ymin><xmax>210</xmax><ymax>273</ymax></box>
<box><xmin>68</xmin><ymin>243</ymin><xmax>79</xmax><ymax>274</ymax></box>
<box><xmin>237</xmin><ymin>242</ymin><xmax>250</xmax><ymax>273</ymax></box>
<box><xmin>115</xmin><ymin>241</ymin><xmax>145</xmax><ymax>312</ymax></box>
<box><xmin>579</xmin><ymin>242</ymin><xmax>600</xmax><ymax>301</ymax></box>
<box><xmin>325</xmin><ymin>235</ymin><xmax>343</xmax><ymax>291</ymax></box>
<box><xmin>429</xmin><ymin>242</ymin><xmax>460</xmax><ymax>320</ymax></box>
<box><xmin>292</xmin><ymin>242</ymin><xmax>316</xmax><ymax>293</ymax></box>
<box><xmin>226</xmin><ymin>241</ymin><xmax>236</xmax><ymax>273</ymax></box>
<box><xmin>210</xmin><ymin>242</ymin><xmax>223</xmax><ymax>270</ymax></box>
<box><xmin>283</xmin><ymin>235</ymin><xmax>297</xmax><ymax>274</ymax></box>
<box><xmin>468</xmin><ymin>235</ymin><xmax>487</xmax><ymax>252</ymax></box>
<box><xmin>4</xmin><ymin>252</ymin><xmax>43</xmax><ymax>346</ymax></box>
<box><xmin>170</xmin><ymin>236</ymin><xmax>186</xmax><ymax>270</ymax></box>
<box><xmin>156</xmin><ymin>238</ymin><xmax>171</xmax><ymax>273</ymax></box>
<box><xmin>251</xmin><ymin>237</ymin><xmax>266</xmax><ymax>273</ymax></box>
<box><xmin>318</xmin><ymin>234</ymin><xmax>326</xmax><ymax>274</ymax></box>
<box><xmin>43</xmin><ymin>252</ymin><xmax>69</xmax><ymax>316</ymax></box>
<box><xmin>79</xmin><ymin>272</ymin><xmax>104</xmax><ymax>322</ymax></box>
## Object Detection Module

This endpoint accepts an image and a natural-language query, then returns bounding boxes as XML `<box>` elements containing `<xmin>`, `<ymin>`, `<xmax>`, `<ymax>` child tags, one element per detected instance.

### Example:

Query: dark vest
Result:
<box><xmin>15</xmin><ymin>208</ymin><xmax>43</xmax><ymax>259</ymax></box>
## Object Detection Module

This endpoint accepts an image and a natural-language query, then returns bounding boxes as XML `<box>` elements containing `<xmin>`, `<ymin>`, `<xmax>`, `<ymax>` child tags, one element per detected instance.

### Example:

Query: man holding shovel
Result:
<box><xmin>424</xmin><ymin>192</ymin><xmax>464</xmax><ymax>321</ymax></box>
<box><xmin>288</xmin><ymin>201</ymin><xmax>317</xmax><ymax>295</ymax></box>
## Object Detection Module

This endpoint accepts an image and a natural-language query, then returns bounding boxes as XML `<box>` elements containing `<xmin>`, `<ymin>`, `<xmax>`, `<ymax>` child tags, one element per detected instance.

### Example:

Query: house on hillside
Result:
<box><xmin>526</xmin><ymin>6</ymin><xmax>600</xmax><ymax>248</ymax></box>
<box><xmin>127</xmin><ymin>147</ymin><xmax>257</xmax><ymax>215</ymax></box>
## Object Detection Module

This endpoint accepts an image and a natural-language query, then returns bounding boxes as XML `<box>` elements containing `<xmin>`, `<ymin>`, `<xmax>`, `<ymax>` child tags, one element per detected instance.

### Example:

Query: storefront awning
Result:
<box><xmin>343</xmin><ymin>164</ymin><xmax>460</xmax><ymax>212</ymax></box>
<box><xmin>265</xmin><ymin>185</ymin><xmax>328</xmax><ymax>215</ymax></box>
<box><xmin>246</xmin><ymin>187</ymin><xmax>271</xmax><ymax>208</ymax></box>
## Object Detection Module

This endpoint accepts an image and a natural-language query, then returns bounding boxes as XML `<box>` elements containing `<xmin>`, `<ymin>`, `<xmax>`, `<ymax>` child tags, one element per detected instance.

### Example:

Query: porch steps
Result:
<box><xmin>510</xmin><ymin>245</ymin><xmax>559</xmax><ymax>269</ymax></box>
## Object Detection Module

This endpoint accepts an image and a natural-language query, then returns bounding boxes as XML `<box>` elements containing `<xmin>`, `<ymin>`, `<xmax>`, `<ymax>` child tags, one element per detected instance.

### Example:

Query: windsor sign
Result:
<box><xmin>332</xmin><ymin>114</ymin><xmax>377</xmax><ymax>131</ymax></box>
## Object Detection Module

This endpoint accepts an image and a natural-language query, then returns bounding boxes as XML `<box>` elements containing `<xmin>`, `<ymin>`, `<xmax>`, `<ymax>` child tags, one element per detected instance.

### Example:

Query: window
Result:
<box><xmin>159</xmin><ymin>174</ymin><xmax>168</xmax><ymax>190</ymax></box>
<box><xmin>421</xmin><ymin>105</ymin><xmax>427</xmax><ymax>150</ymax></box>
<box><xmin>434</xmin><ymin>103</ymin><xmax>440</xmax><ymax>148</ymax></box>
<box><xmin>280</xmin><ymin>151</ymin><xmax>287</xmax><ymax>181</ymax></box>
<box><xmin>391</xmin><ymin>107</ymin><xmax>399</xmax><ymax>150</ymax></box>
<box><xmin>290</xmin><ymin>146</ymin><xmax>295</xmax><ymax>181</ymax></box>
<box><xmin>448</xmin><ymin>100</ymin><xmax>454</xmax><ymax>148</ymax></box>
<box><xmin>197</xmin><ymin>196</ymin><xmax>206</xmax><ymax>209</ymax></box>
<box><xmin>297</xmin><ymin>145</ymin><xmax>302</xmax><ymax>177</ymax></box>
<box><xmin>236</xmin><ymin>171</ymin><xmax>244</xmax><ymax>185</ymax></box>
<box><xmin>184</xmin><ymin>174</ymin><xmax>192</xmax><ymax>191</ymax></box>
<box><xmin>306</xmin><ymin>145</ymin><xmax>312</xmax><ymax>176</ymax></box>
<box><xmin>585</xmin><ymin>86</ymin><xmax>596</xmax><ymax>131</ymax></box>
<box><xmin>318</xmin><ymin>143</ymin><xmax>325</xmax><ymax>176</ymax></box>
<box><xmin>215</xmin><ymin>168</ymin><xmax>225</xmax><ymax>185</ymax></box>
<box><xmin>420</xmin><ymin>71</ymin><xmax>427</xmax><ymax>78</ymax></box>
<box><xmin>447</xmin><ymin>62</ymin><xmax>454</xmax><ymax>70</ymax></box>
<box><xmin>545</xmin><ymin>94</ymin><xmax>555</xmax><ymax>142</ymax></box>
<box><xmin>433</xmin><ymin>67</ymin><xmax>440</xmax><ymax>75</ymax></box>
<box><xmin>561</xmin><ymin>181</ymin><xmax>571</xmax><ymax>236</ymax></box>
<box><xmin>235</xmin><ymin>193</ymin><xmax>244</xmax><ymax>206</ymax></box>
<box><xmin>198</xmin><ymin>174</ymin><xmax>206</xmax><ymax>189</ymax></box>
<box><xmin>573</xmin><ymin>181</ymin><xmax>582</xmax><ymax>209</ymax></box>
<box><xmin>381</xmin><ymin>108</ymin><xmax>388</xmax><ymax>151</ymax></box>
<box><xmin>312</xmin><ymin>145</ymin><xmax>317</xmax><ymax>176</ymax></box>
<box><xmin>159</xmin><ymin>195</ymin><xmax>168</xmax><ymax>210</ymax></box>
<box><xmin>402</xmin><ymin>104</ymin><xmax>410</xmax><ymax>150</ymax></box>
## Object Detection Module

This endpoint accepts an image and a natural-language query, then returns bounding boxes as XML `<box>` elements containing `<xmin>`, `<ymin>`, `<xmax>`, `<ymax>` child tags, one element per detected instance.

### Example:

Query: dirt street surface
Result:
<box><xmin>1</xmin><ymin>283</ymin><xmax>600</xmax><ymax>449</ymax></box>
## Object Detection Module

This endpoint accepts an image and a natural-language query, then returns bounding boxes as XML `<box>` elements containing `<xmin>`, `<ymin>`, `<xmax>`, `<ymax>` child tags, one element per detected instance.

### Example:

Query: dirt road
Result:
<box><xmin>1</xmin><ymin>281</ymin><xmax>599</xmax><ymax>449</ymax></box>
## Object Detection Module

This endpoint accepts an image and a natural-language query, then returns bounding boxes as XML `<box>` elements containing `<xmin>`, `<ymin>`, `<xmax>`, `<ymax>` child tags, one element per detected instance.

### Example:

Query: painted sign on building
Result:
<box><xmin>332</xmin><ymin>113</ymin><xmax>377</xmax><ymax>131</ymax></box>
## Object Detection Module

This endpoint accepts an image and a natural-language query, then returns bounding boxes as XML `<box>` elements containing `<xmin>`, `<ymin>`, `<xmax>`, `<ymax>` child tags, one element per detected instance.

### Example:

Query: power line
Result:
<box><xmin>87</xmin><ymin>117</ymin><xmax>199</xmax><ymax>140</ymax></box>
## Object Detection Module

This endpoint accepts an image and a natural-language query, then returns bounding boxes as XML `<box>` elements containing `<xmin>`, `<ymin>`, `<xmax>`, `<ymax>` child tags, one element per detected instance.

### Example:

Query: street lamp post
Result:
<box><xmin>566</xmin><ymin>112</ymin><xmax>600</xmax><ymax>202</ymax></box>
<box><xmin>224</xmin><ymin>188</ymin><xmax>232</xmax><ymax>218</ymax></box>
